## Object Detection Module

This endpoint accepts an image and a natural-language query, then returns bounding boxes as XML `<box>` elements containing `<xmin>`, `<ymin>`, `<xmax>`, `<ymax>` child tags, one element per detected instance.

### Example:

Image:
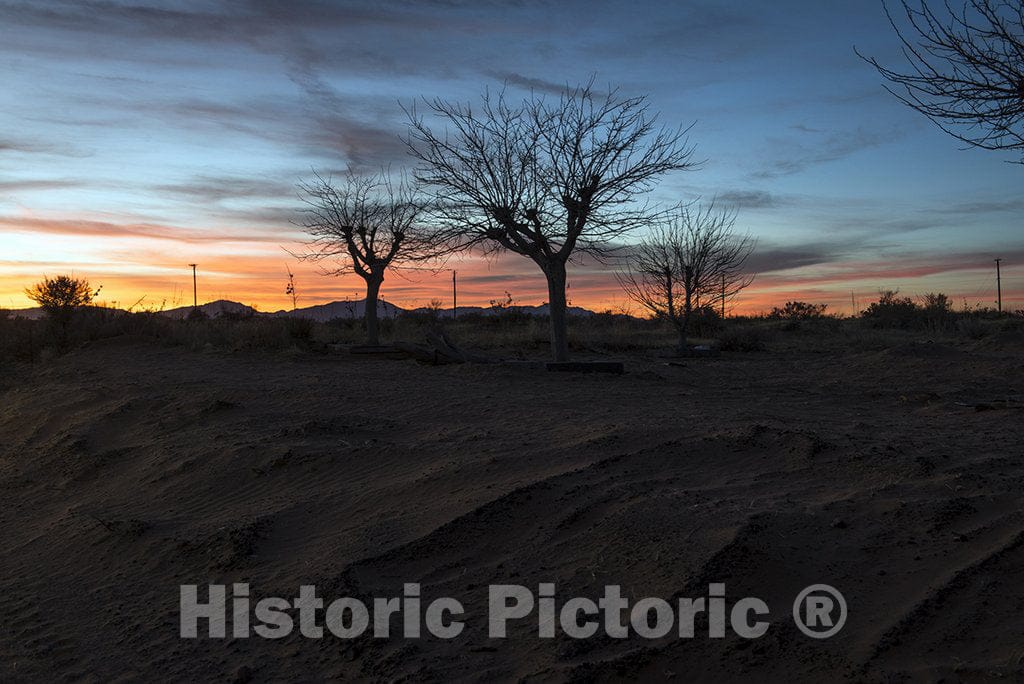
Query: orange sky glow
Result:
<box><xmin>2</xmin><ymin>213</ymin><xmax>1018</xmax><ymax>317</ymax></box>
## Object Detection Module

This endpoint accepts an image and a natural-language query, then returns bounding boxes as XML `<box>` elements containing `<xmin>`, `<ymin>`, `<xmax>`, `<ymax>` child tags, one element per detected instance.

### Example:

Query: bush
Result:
<box><xmin>717</xmin><ymin>323</ymin><xmax>769</xmax><ymax>352</ymax></box>
<box><xmin>920</xmin><ymin>292</ymin><xmax>952</xmax><ymax>314</ymax></box>
<box><xmin>769</xmin><ymin>301</ymin><xmax>829</xmax><ymax>320</ymax></box>
<box><xmin>284</xmin><ymin>316</ymin><xmax>315</xmax><ymax>342</ymax></box>
<box><xmin>956</xmin><ymin>316</ymin><xmax>989</xmax><ymax>339</ymax></box>
<box><xmin>919</xmin><ymin>292</ymin><xmax>954</xmax><ymax>330</ymax></box>
<box><xmin>861</xmin><ymin>290</ymin><xmax>920</xmax><ymax>328</ymax></box>
<box><xmin>688</xmin><ymin>305</ymin><xmax>723</xmax><ymax>336</ymax></box>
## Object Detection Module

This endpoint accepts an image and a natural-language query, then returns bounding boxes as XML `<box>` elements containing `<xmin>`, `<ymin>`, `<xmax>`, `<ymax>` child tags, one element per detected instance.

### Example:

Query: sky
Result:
<box><xmin>0</xmin><ymin>0</ymin><xmax>1020</xmax><ymax>315</ymax></box>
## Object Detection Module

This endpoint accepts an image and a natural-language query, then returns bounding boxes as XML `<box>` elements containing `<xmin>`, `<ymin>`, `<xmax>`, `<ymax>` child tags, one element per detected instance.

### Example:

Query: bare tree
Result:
<box><xmin>285</xmin><ymin>265</ymin><xmax>299</xmax><ymax>311</ymax></box>
<box><xmin>617</xmin><ymin>204</ymin><xmax>754</xmax><ymax>353</ymax></box>
<box><xmin>405</xmin><ymin>83</ymin><xmax>698</xmax><ymax>361</ymax></box>
<box><xmin>297</xmin><ymin>169</ymin><xmax>443</xmax><ymax>345</ymax></box>
<box><xmin>858</xmin><ymin>0</ymin><xmax>1024</xmax><ymax>160</ymax></box>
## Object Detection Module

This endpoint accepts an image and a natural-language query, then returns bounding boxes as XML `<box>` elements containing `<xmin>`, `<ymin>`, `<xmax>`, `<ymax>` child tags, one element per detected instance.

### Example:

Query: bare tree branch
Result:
<box><xmin>857</xmin><ymin>0</ymin><xmax>1024</xmax><ymax>160</ymax></box>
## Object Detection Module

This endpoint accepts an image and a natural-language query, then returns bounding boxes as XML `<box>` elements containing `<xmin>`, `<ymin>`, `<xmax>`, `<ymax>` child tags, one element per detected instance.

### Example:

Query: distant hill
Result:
<box><xmin>409</xmin><ymin>303</ymin><xmax>596</xmax><ymax>318</ymax></box>
<box><xmin>3</xmin><ymin>307</ymin><xmax>46</xmax><ymax>320</ymax></box>
<box><xmin>274</xmin><ymin>299</ymin><xmax>597</xmax><ymax>320</ymax></box>
<box><xmin>3</xmin><ymin>301</ymin><xmax>260</xmax><ymax>321</ymax></box>
<box><xmin>160</xmin><ymin>300</ymin><xmax>258</xmax><ymax>320</ymax></box>
<box><xmin>4</xmin><ymin>298</ymin><xmax>602</xmax><ymax>322</ymax></box>
<box><xmin>270</xmin><ymin>299</ymin><xmax>404</xmax><ymax>322</ymax></box>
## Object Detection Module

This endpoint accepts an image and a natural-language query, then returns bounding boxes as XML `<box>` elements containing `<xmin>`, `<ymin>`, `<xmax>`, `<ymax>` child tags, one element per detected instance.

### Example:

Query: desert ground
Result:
<box><xmin>1</xmin><ymin>328</ymin><xmax>1023</xmax><ymax>682</ymax></box>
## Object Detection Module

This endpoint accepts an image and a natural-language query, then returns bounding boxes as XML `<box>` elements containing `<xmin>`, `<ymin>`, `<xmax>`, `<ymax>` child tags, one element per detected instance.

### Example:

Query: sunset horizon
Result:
<box><xmin>1</xmin><ymin>248</ymin><xmax>1017</xmax><ymax>317</ymax></box>
<box><xmin>2</xmin><ymin>1</ymin><xmax>1020</xmax><ymax>317</ymax></box>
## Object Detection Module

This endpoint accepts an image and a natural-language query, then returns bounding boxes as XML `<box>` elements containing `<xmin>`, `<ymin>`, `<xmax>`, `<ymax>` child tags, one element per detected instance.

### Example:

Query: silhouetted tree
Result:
<box><xmin>285</xmin><ymin>265</ymin><xmax>298</xmax><ymax>311</ymax></box>
<box><xmin>406</xmin><ymin>83</ymin><xmax>698</xmax><ymax>361</ymax></box>
<box><xmin>25</xmin><ymin>275</ymin><xmax>97</xmax><ymax>348</ymax></box>
<box><xmin>858</xmin><ymin>1</ymin><xmax>1024</xmax><ymax>161</ymax></box>
<box><xmin>617</xmin><ymin>204</ymin><xmax>754</xmax><ymax>352</ymax></box>
<box><xmin>297</xmin><ymin>169</ymin><xmax>444</xmax><ymax>345</ymax></box>
<box><xmin>25</xmin><ymin>274</ymin><xmax>94</xmax><ymax>312</ymax></box>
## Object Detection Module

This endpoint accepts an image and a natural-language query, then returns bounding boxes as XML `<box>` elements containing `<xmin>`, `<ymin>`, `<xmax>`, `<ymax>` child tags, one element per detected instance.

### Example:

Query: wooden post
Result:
<box><xmin>188</xmin><ymin>264</ymin><xmax>197</xmax><ymax>309</ymax></box>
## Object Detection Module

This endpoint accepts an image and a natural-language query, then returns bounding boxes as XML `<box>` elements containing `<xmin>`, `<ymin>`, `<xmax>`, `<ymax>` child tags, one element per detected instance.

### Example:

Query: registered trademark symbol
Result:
<box><xmin>792</xmin><ymin>584</ymin><xmax>847</xmax><ymax>639</ymax></box>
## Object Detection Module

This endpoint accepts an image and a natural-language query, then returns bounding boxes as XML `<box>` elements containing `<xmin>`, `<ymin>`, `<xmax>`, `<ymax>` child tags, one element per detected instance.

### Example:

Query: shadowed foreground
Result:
<box><xmin>1</xmin><ymin>337</ymin><xmax>1022</xmax><ymax>682</ymax></box>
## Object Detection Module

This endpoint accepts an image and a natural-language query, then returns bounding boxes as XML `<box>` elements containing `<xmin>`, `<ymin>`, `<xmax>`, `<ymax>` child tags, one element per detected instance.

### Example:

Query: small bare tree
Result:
<box><xmin>858</xmin><ymin>0</ymin><xmax>1024</xmax><ymax>161</ymax></box>
<box><xmin>285</xmin><ymin>265</ymin><xmax>299</xmax><ymax>311</ymax></box>
<box><xmin>618</xmin><ymin>204</ymin><xmax>754</xmax><ymax>353</ymax></box>
<box><xmin>406</xmin><ymin>83</ymin><xmax>698</xmax><ymax>361</ymax></box>
<box><xmin>297</xmin><ymin>169</ymin><xmax>444</xmax><ymax>345</ymax></box>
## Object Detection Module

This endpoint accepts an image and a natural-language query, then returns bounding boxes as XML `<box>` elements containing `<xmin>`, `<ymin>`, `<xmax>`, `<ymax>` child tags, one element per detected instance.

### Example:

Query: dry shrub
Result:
<box><xmin>716</xmin><ymin>323</ymin><xmax>769</xmax><ymax>352</ymax></box>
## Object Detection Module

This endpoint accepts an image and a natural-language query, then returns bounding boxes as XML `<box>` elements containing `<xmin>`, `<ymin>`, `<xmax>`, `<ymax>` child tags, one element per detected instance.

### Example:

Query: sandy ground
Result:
<box><xmin>1</xmin><ymin>335</ymin><xmax>1023</xmax><ymax>682</ymax></box>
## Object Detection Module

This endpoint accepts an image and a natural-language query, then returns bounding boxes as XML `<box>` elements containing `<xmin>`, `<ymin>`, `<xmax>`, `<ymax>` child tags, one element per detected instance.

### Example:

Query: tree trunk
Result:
<box><xmin>544</xmin><ymin>260</ymin><xmax>570</xmax><ymax>362</ymax></box>
<box><xmin>363</xmin><ymin>275</ymin><xmax>383</xmax><ymax>346</ymax></box>
<box><xmin>675</xmin><ymin>323</ymin><xmax>687</xmax><ymax>355</ymax></box>
<box><xmin>678</xmin><ymin>283</ymin><xmax>693</xmax><ymax>353</ymax></box>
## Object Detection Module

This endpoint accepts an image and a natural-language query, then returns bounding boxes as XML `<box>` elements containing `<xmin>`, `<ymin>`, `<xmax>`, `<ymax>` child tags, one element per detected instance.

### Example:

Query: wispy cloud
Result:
<box><xmin>481</xmin><ymin>70</ymin><xmax>602</xmax><ymax>97</ymax></box>
<box><xmin>0</xmin><ymin>179</ymin><xmax>83</xmax><ymax>192</ymax></box>
<box><xmin>0</xmin><ymin>137</ymin><xmax>89</xmax><ymax>158</ymax></box>
<box><xmin>715</xmin><ymin>189</ymin><xmax>784</xmax><ymax>209</ymax></box>
<box><xmin>930</xmin><ymin>197</ymin><xmax>1024</xmax><ymax>215</ymax></box>
<box><xmin>751</xmin><ymin>126</ymin><xmax>905</xmax><ymax>179</ymax></box>
<box><xmin>746</xmin><ymin>243</ymin><xmax>846</xmax><ymax>274</ymax></box>
<box><xmin>153</xmin><ymin>176</ymin><xmax>296</xmax><ymax>203</ymax></box>
<box><xmin>0</xmin><ymin>215</ymin><xmax>286</xmax><ymax>243</ymax></box>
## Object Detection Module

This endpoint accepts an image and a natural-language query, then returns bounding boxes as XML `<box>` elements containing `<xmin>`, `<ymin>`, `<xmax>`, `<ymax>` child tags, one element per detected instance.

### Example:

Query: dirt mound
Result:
<box><xmin>1</xmin><ymin>341</ymin><xmax>1023</xmax><ymax>681</ymax></box>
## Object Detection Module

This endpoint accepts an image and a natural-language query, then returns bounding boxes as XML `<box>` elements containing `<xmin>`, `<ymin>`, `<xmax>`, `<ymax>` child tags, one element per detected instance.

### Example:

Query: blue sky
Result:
<box><xmin>0</xmin><ymin>0</ymin><xmax>1020</xmax><ymax>312</ymax></box>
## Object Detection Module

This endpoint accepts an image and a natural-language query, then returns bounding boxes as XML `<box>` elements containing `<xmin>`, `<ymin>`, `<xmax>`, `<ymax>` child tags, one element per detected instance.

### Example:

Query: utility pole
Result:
<box><xmin>851</xmin><ymin>291</ymin><xmax>857</xmax><ymax>315</ymax></box>
<box><xmin>995</xmin><ymin>258</ymin><xmax>1002</xmax><ymax>313</ymax></box>
<box><xmin>452</xmin><ymin>269</ymin><xmax>458</xmax><ymax>320</ymax></box>
<box><xmin>720</xmin><ymin>273</ymin><xmax>726</xmax><ymax>319</ymax></box>
<box><xmin>188</xmin><ymin>264</ymin><xmax>197</xmax><ymax>309</ymax></box>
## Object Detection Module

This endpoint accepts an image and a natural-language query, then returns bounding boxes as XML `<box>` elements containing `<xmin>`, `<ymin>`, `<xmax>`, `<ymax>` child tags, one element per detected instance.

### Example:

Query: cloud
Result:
<box><xmin>482</xmin><ymin>70</ymin><xmax>595</xmax><ymax>97</ymax></box>
<box><xmin>715</xmin><ymin>190</ymin><xmax>782</xmax><ymax>209</ymax></box>
<box><xmin>210</xmin><ymin>205</ymin><xmax>302</xmax><ymax>228</ymax></box>
<box><xmin>0</xmin><ymin>215</ymin><xmax>280</xmax><ymax>244</ymax></box>
<box><xmin>0</xmin><ymin>0</ymin><xmax>525</xmax><ymax>76</ymax></box>
<box><xmin>752</xmin><ymin>246</ymin><xmax>1024</xmax><ymax>290</ymax></box>
<box><xmin>930</xmin><ymin>197</ymin><xmax>1024</xmax><ymax>215</ymax></box>
<box><xmin>283</xmin><ymin>60</ymin><xmax>411</xmax><ymax>168</ymax></box>
<box><xmin>751</xmin><ymin>126</ymin><xmax>905</xmax><ymax>179</ymax></box>
<box><xmin>582</xmin><ymin>2</ymin><xmax>763</xmax><ymax>65</ymax></box>
<box><xmin>153</xmin><ymin>176</ymin><xmax>296</xmax><ymax>203</ymax></box>
<box><xmin>0</xmin><ymin>137</ymin><xmax>89</xmax><ymax>158</ymax></box>
<box><xmin>0</xmin><ymin>1</ymin><xmax>421</xmax><ymax>46</ymax></box>
<box><xmin>746</xmin><ymin>243</ymin><xmax>844</xmax><ymax>274</ymax></box>
<box><xmin>0</xmin><ymin>179</ymin><xmax>83</xmax><ymax>192</ymax></box>
<box><xmin>136</xmin><ymin>93</ymin><xmax>408</xmax><ymax>169</ymax></box>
